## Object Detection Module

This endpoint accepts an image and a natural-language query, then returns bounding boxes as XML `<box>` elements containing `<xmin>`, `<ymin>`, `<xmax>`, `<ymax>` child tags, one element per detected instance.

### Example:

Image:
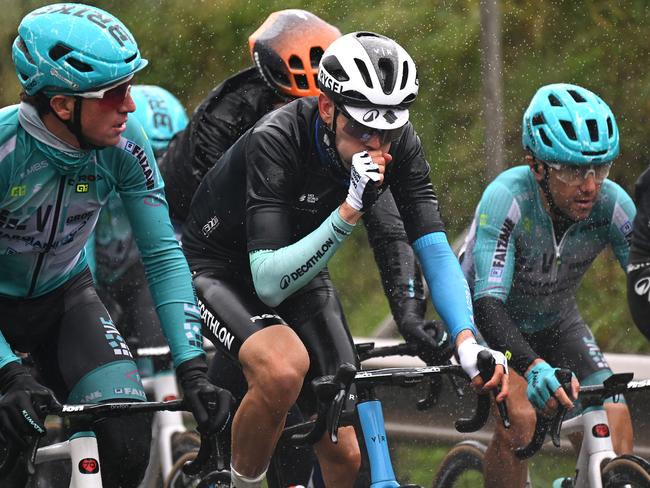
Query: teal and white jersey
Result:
<box><xmin>0</xmin><ymin>103</ymin><xmax>203</xmax><ymax>367</ymax></box>
<box><xmin>462</xmin><ymin>165</ymin><xmax>635</xmax><ymax>334</ymax></box>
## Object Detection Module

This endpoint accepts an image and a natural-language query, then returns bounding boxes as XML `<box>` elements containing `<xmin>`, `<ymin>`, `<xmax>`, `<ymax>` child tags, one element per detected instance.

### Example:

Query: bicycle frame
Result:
<box><xmin>559</xmin><ymin>406</ymin><xmax>616</xmax><ymax>488</ymax></box>
<box><xmin>35</xmin><ymin>431</ymin><xmax>101</xmax><ymax>488</ymax></box>
<box><xmin>356</xmin><ymin>399</ymin><xmax>400</xmax><ymax>488</ymax></box>
<box><xmin>140</xmin><ymin>370</ymin><xmax>186</xmax><ymax>487</ymax></box>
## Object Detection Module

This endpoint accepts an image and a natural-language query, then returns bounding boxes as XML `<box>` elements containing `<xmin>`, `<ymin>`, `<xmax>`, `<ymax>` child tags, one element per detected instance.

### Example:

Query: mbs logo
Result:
<box><xmin>79</xmin><ymin>457</ymin><xmax>100</xmax><ymax>474</ymax></box>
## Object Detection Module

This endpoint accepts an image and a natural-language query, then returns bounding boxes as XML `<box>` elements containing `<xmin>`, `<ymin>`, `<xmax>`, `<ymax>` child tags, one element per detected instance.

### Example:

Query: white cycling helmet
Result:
<box><xmin>318</xmin><ymin>32</ymin><xmax>418</xmax><ymax>130</ymax></box>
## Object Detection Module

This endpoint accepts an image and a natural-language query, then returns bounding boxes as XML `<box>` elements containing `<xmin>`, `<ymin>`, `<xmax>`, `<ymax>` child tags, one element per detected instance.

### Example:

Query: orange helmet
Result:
<box><xmin>249</xmin><ymin>9</ymin><xmax>341</xmax><ymax>98</ymax></box>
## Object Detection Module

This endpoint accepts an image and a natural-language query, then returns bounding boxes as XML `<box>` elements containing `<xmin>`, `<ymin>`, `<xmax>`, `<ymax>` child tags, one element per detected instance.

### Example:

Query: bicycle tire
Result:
<box><xmin>163</xmin><ymin>432</ymin><xmax>202</xmax><ymax>488</ymax></box>
<box><xmin>601</xmin><ymin>455</ymin><xmax>650</xmax><ymax>488</ymax></box>
<box><xmin>433</xmin><ymin>440</ymin><xmax>486</xmax><ymax>488</ymax></box>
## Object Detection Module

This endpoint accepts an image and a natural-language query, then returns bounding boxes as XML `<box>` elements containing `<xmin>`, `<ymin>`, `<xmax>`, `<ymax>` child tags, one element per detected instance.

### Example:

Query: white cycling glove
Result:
<box><xmin>457</xmin><ymin>338</ymin><xmax>508</xmax><ymax>380</ymax></box>
<box><xmin>346</xmin><ymin>151</ymin><xmax>381</xmax><ymax>211</ymax></box>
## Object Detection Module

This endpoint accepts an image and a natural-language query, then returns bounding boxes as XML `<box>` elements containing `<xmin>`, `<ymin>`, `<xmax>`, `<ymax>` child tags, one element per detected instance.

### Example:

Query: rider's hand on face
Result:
<box><xmin>345</xmin><ymin>151</ymin><xmax>392</xmax><ymax>212</ymax></box>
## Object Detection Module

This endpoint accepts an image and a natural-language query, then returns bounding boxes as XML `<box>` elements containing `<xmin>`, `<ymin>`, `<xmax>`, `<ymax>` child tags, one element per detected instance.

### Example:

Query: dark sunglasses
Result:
<box><xmin>337</xmin><ymin>106</ymin><xmax>404</xmax><ymax>144</ymax></box>
<box><xmin>77</xmin><ymin>80</ymin><xmax>132</xmax><ymax>110</ymax></box>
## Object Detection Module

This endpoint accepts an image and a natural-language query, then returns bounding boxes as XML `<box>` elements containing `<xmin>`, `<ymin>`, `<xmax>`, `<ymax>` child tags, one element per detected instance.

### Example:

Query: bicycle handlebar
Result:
<box><xmin>285</xmin><ymin>351</ymin><xmax>508</xmax><ymax>447</ymax></box>
<box><xmin>515</xmin><ymin>371</ymin><xmax>647</xmax><ymax>460</ymax></box>
<box><xmin>0</xmin><ymin>398</ymin><xmax>189</xmax><ymax>477</ymax></box>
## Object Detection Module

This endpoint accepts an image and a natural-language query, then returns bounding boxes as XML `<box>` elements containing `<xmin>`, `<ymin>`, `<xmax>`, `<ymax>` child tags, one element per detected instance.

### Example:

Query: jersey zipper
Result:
<box><xmin>27</xmin><ymin>175</ymin><xmax>66</xmax><ymax>297</ymax></box>
<box><xmin>547</xmin><ymin>216</ymin><xmax>576</xmax><ymax>282</ymax></box>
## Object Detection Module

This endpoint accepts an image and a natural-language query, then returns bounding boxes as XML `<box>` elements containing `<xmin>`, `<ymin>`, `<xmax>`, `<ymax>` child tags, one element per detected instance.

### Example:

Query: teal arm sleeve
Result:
<box><xmin>122</xmin><ymin>189</ymin><xmax>204</xmax><ymax>367</ymax></box>
<box><xmin>250</xmin><ymin>208</ymin><xmax>355</xmax><ymax>307</ymax></box>
<box><xmin>413</xmin><ymin>232</ymin><xmax>477</xmax><ymax>341</ymax></box>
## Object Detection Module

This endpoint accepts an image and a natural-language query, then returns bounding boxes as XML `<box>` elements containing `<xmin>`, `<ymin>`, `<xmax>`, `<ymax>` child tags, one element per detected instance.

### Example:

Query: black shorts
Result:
<box><xmin>0</xmin><ymin>269</ymin><xmax>144</xmax><ymax>403</ymax></box>
<box><xmin>523</xmin><ymin>314</ymin><xmax>610</xmax><ymax>382</ymax></box>
<box><xmin>193</xmin><ymin>267</ymin><xmax>358</xmax><ymax>415</ymax></box>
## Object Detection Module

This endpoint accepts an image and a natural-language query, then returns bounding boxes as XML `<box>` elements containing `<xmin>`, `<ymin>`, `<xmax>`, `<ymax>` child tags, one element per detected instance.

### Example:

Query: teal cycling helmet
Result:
<box><xmin>12</xmin><ymin>3</ymin><xmax>148</xmax><ymax>96</ymax></box>
<box><xmin>522</xmin><ymin>83</ymin><xmax>619</xmax><ymax>165</ymax></box>
<box><xmin>130</xmin><ymin>85</ymin><xmax>188</xmax><ymax>154</ymax></box>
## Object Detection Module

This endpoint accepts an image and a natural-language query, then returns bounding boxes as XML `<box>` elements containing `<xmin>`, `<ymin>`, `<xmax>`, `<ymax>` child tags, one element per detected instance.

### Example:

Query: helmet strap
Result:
<box><xmin>315</xmin><ymin>107</ymin><xmax>347</xmax><ymax>182</ymax></box>
<box><xmin>52</xmin><ymin>97</ymin><xmax>101</xmax><ymax>150</ymax></box>
<box><xmin>538</xmin><ymin>164</ymin><xmax>576</xmax><ymax>226</ymax></box>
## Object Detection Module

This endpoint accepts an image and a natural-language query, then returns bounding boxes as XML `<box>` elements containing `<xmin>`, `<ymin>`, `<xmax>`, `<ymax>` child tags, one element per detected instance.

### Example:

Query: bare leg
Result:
<box><xmin>313</xmin><ymin>426</ymin><xmax>361</xmax><ymax>488</ymax></box>
<box><xmin>230</xmin><ymin>325</ymin><xmax>309</xmax><ymax>477</ymax></box>
<box><xmin>484</xmin><ymin>371</ymin><xmax>534</xmax><ymax>488</ymax></box>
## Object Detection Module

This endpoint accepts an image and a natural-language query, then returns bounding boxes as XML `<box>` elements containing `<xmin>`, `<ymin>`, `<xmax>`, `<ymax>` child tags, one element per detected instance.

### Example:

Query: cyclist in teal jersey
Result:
<box><xmin>0</xmin><ymin>4</ymin><xmax>232</xmax><ymax>487</ymax></box>
<box><xmin>90</xmin><ymin>85</ymin><xmax>189</xmax><ymax>353</ymax></box>
<box><xmin>461</xmin><ymin>83</ymin><xmax>635</xmax><ymax>488</ymax></box>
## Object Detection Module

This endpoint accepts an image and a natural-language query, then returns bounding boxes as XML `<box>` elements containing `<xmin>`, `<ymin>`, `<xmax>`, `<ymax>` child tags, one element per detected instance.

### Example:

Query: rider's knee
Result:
<box><xmin>93</xmin><ymin>412</ymin><xmax>153</xmax><ymax>488</ymax></box>
<box><xmin>258</xmin><ymin>355</ymin><xmax>309</xmax><ymax>409</ymax></box>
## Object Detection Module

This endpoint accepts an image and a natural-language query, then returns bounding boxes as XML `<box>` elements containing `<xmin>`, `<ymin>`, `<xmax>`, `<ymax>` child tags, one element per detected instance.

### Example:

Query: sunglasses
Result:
<box><xmin>544</xmin><ymin>161</ymin><xmax>612</xmax><ymax>186</ymax></box>
<box><xmin>337</xmin><ymin>106</ymin><xmax>404</xmax><ymax>144</ymax></box>
<box><xmin>76</xmin><ymin>78</ymin><xmax>133</xmax><ymax>110</ymax></box>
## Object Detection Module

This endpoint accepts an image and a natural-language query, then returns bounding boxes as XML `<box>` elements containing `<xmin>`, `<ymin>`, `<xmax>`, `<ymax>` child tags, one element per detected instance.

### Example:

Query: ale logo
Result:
<box><xmin>79</xmin><ymin>458</ymin><xmax>99</xmax><ymax>474</ymax></box>
<box><xmin>363</xmin><ymin>109</ymin><xmax>380</xmax><ymax>123</ymax></box>
<box><xmin>634</xmin><ymin>277</ymin><xmax>650</xmax><ymax>300</ymax></box>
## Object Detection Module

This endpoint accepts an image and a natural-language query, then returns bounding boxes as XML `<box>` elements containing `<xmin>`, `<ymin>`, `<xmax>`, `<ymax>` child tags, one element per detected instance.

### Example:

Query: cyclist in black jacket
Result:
<box><xmin>160</xmin><ymin>11</ymin><xmax>443</xmax><ymax>364</ymax></box>
<box><xmin>627</xmin><ymin>166</ymin><xmax>650</xmax><ymax>341</ymax></box>
<box><xmin>182</xmin><ymin>31</ymin><xmax>508</xmax><ymax>488</ymax></box>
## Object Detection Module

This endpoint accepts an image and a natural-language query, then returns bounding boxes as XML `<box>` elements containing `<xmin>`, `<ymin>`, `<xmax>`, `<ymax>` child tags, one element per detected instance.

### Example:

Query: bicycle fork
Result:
<box><xmin>356</xmin><ymin>400</ymin><xmax>401</xmax><ymax>488</ymax></box>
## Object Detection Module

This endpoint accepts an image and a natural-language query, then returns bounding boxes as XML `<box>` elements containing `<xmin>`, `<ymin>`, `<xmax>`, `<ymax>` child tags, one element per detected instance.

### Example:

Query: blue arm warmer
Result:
<box><xmin>413</xmin><ymin>232</ymin><xmax>477</xmax><ymax>341</ymax></box>
<box><xmin>250</xmin><ymin>208</ymin><xmax>355</xmax><ymax>307</ymax></box>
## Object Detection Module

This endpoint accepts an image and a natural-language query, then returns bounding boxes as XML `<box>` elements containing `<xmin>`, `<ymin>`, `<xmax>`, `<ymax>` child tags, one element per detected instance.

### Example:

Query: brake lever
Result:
<box><xmin>477</xmin><ymin>350</ymin><xmax>510</xmax><ymax>429</ymax></box>
<box><xmin>328</xmin><ymin>388</ymin><xmax>347</xmax><ymax>444</ymax></box>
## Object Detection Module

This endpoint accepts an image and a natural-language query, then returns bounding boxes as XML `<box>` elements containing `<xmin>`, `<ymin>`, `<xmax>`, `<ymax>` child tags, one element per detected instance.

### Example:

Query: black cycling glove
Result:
<box><xmin>0</xmin><ymin>362</ymin><xmax>61</xmax><ymax>448</ymax></box>
<box><xmin>177</xmin><ymin>356</ymin><xmax>235</xmax><ymax>435</ymax></box>
<box><xmin>398</xmin><ymin>319</ymin><xmax>454</xmax><ymax>366</ymax></box>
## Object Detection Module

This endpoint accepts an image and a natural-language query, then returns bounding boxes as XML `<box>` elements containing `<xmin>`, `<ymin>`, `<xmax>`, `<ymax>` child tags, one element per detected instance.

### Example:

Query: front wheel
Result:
<box><xmin>601</xmin><ymin>455</ymin><xmax>650</xmax><ymax>488</ymax></box>
<box><xmin>433</xmin><ymin>440</ymin><xmax>486</xmax><ymax>488</ymax></box>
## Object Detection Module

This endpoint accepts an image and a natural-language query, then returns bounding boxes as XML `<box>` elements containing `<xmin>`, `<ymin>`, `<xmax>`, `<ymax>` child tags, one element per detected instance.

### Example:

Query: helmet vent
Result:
<box><xmin>400</xmin><ymin>61</ymin><xmax>409</xmax><ymax>90</ymax></box>
<box><xmin>289</xmin><ymin>55</ymin><xmax>304</xmax><ymax>70</ymax></box>
<box><xmin>354</xmin><ymin>59</ymin><xmax>373</xmax><ymax>89</ymax></box>
<box><xmin>341</xmin><ymin>90</ymin><xmax>369</xmax><ymax>104</ymax></box>
<box><xmin>568</xmin><ymin>90</ymin><xmax>586</xmax><ymax>103</ymax></box>
<box><xmin>532</xmin><ymin>113</ymin><xmax>545</xmax><ymax>125</ymax></box>
<box><xmin>539</xmin><ymin>128</ymin><xmax>553</xmax><ymax>147</ymax></box>
<box><xmin>295</xmin><ymin>74</ymin><xmax>308</xmax><ymax>89</ymax></box>
<box><xmin>310</xmin><ymin>47</ymin><xmax>324</xmax><ymax>68</ymax></box>
<box><xmin>377</xmin><ymin>58</ymin><xmax>395</xmax><ymax>94</ymax></box>
<box><xmin>66</xmin><ymin>57</ymin><xmax>93</xmax><ymax>73</ymax></box>
<box><xmin>322</xmin><ymin>56</ymin><xmax>349</xmax><ymax>82</ymax></box>
<box><xmin>266</xmin><ymin>67</ymin><xmax>290</xmax><ymax>87</ymax></box>
<box><xmin>401</xmin><ymin>93</ymin><xmax>416</xmax><ymax>106</ymax></box>
<box><xmin>49</xmin><ymin>43</ymin><xmax>72</xmax><ymax>61</ymax></box>
<box><xmin>16</xmin><ymin>38</ymin><xmax>35</xmax><ymax>64</ymax></box>
<box><xmin>548</xmin><ymin>94</ymin><xmax>562</xmax><ymax>107</ymax></box>
<box><xmin>124</xmin><ymin>53</ymin><xmax>137</xmax><ymax>64</ymax></box>
<box><xmin>586</xmin><ymin>119</ymin><xmax>599</xmax><ymax>142</ymax></box>
<box><xmin>582</xmin><ymin>150</ymin><xmax>607</xmax><ymax>156</ymax></box>
<box><xmin>606</xmin><ymin>117</ymin><xmax>613</xmax><ymax>138</ymax></box>
<box><xmin>560</xmin><ymin>120</ymin><xmax>577</xmax><ymax>140</ymax></box>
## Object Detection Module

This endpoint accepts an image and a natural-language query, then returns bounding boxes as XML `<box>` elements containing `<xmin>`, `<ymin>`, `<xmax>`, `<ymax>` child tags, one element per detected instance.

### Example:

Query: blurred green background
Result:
<box><xmin>2</xmin><ymin>0</ymin><xmax>649</xmax><ymax>352</ymax></box>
